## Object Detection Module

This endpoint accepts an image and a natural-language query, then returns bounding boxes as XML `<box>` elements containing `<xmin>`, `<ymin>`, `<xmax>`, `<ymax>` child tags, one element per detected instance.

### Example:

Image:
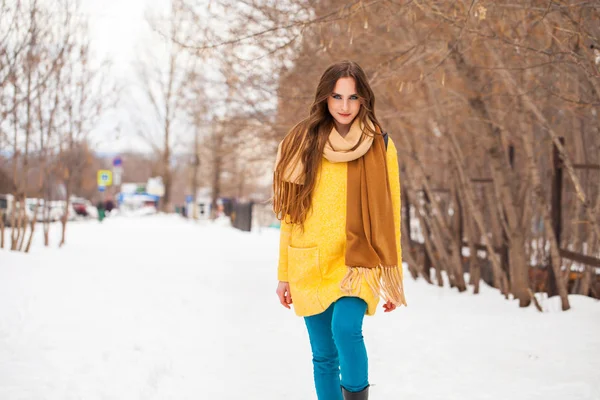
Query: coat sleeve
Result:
<box><xmin>277</xmin><ymin>216</ymin><xmax>292</xmax><ymax>282</ymax></box>
<box><xmin>386</xmin><ymin>138</ymin><xmax>403</xmax><ymax>277</ymax></box>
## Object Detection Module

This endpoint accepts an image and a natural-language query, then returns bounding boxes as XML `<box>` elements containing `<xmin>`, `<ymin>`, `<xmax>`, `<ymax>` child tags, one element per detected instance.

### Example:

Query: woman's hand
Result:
<box><xmin>383</xmin><ymin>300</ymin><xmax>397</xmax><ymax>313</ymax></box>
<box><xmin>276</xmin><ymin>281</ymin><xmax>293</xmax><ymax>309</ymax></box>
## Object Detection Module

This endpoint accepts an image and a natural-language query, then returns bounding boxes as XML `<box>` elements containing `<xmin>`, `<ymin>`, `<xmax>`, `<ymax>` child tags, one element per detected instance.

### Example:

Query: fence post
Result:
<box><xmin>457</xmin><ymin>184</ymin><xmax>463</xmax><ymax>253</ymax></box>
<box><xmin>501</xmin><ymin>144</ymin><xmax>515</xmax><ymax>280</ymax></box>
<box><xmin>423</xmin><ymin>188</ymin><xmax>432</xmax><ymax>279</ymax></box>
<box><xmin>455</xmin><ymin>180</ymin><xmax>464</xmax><ymax>273</ymax></box>
<box><xmin>548</xmin><ymin>137</ymin><xmax>564</xmax><ymax>296</ymax></box>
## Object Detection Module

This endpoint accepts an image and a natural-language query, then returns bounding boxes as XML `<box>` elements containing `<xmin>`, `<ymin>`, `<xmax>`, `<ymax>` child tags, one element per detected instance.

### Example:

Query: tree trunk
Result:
<box><xmin>10</xmin><ymin>207</ymin><xmax>17</xmax><ymax>250</ymax></box>
<box><xmin>210</xmin><ymin>132</ymin><xmax>224</xmax><ymax>219</ymax></box>
<box><xmin>401</xmin><ymin>187</ymin><xmax>423</xmax><ymax>281</ymax></box>
<box><xmin>10</xmin><ymin>81</ymin><xmax>20</xmax><ymax>251</ymax></box>
<box><xmin>14</xmin><ymin>199</ymin><xmax>27</xmax><ymax>251</ymax></box>
<box><xmin>43</xmin><ymin>223</ymin><xmax>50</xmax><ymax>247</ymax></box>
<box><xmin>162</xmin><ymin>169</ymin><xmax>172</xmax><ymax>213</ymax></box>
<box><xmin>404</xmin><ymin>175</ymin><xmax>442</xmax><ymax>286</ymax></box>
<box><xmin>483</xmin><ymin>186</ymin><xmax>507</xmax><ymax>280</ymax></box>
<box><xmin>447</xmin><ymin>128</ymin><xmax>509</xmax><ymax>296</ymax></box>
<box><xmin>486</xmin><ymin>155</ymin><xmax>530</xmax><ymax>306</ymax></box>
<box><xmin>161</xmin><ymin>113</ymin><xmax>172</xmax><ymax>213</ymax></box>
<box><xmin>569</xmin><ymin>119</ymin><xmax>588</xmax><ymax>293</ymax></box>
<box><xmin>450</xmin><ymin>46</ymin><xmax>530</xmax><ymax>307</ymax></box>
<box><xmin>521</xmin><ymin>122</ymin><xmax>570</xmax><ymax>310</ymax></box>
<box><xmin>24</xmin><ymin>204</ymin><xmax>39</xmax><ymax>253</ymax></box>
<box><xmin>399</xmin><ymin>165</ymin><xmax>441</xmax><ymax>285</ymax></box>
<box><xmin>0</xmin><ymin>211</ymin><xmax>5</xmax><ymax>249</ymax></box>
<box><xmin>43</xmin><ymin>189</ymin><xmax>51</xmax><ymax>247</ymax></box>
<box><xmin>580</xmin><ymin>267</ymin><xmax>592</xmax><ymax>297</ymax></box>
<box><xmin>59</xmin><ymin>181</ymin><xmax>71</xmax><ymax>247</ymax></box>
<box><xmin>581</xmin><ymin>228</ymin><xmax>599</xmax><ymax>296</ymax></box>
<box><xmin>397</xmin><ymin>129</ymin><xmax>466</xmax><ymax>291</ymax></box>
<box><xmin>465</xmin><ymin>208</ymin><xmax>481</xmax><ymax>294</ymax></box>
<box><xmin>484</xmin><ymin>41</ymin><xmax>600</xmax><ymax>243</ymax></box>
<box><xmin>211</xmin><ymin>154</ymin><xmax>221</xmax><ymax>219</ymax></box>
<box><xmin>191</xmin><ymin>125</ymin><xmax>200</xmax><ymax>219</ymax></box>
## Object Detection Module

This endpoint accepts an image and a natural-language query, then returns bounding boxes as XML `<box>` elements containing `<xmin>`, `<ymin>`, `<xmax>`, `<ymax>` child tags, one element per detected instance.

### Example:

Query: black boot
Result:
<box><xmin>342</xmin><ymin>385</ymin><xmax>369</xmax><ymax>400</ymax></box>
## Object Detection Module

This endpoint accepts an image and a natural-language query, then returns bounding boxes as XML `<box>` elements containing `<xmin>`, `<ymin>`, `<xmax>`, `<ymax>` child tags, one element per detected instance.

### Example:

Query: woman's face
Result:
<box><xmin>327</xmin><ymin>77</ymin><xmax>361</xmax><ymax>128</ymax></box>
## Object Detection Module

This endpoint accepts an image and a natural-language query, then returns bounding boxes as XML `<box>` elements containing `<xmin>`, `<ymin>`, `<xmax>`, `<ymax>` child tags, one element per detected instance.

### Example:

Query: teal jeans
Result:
<box><xmin>304</xmin><ymin>297</ymin><xmax>369</xmax><ymax>400</ymax></box>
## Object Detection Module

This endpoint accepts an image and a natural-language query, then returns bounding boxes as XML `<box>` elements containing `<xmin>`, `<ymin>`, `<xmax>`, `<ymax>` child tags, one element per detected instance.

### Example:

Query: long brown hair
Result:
<box><xmin>273</xmin><ymin>60</ymin><xmax>383</xmax><ymax>226</ymax></box>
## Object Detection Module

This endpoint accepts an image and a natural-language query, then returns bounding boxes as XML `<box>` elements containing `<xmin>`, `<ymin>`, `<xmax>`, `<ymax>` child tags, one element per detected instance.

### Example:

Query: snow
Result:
<box><xmin>1</xmin><ymin>215</ymin><xmax>599</xmax><ymax>400</ymax></box>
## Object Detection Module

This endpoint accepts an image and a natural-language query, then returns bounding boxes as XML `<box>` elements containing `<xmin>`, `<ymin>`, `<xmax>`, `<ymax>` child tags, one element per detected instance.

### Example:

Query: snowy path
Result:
<box><xmin>1</xmin><ymin>215</ymin><xmax>599</xmax><ymax>400</ymax></box>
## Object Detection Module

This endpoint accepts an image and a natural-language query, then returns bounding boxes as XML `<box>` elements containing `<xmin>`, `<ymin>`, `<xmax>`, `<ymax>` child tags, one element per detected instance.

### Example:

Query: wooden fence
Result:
<box><xmin>404</xmin><ymin>138</ymin><xmax>600</xmax><ymax>298</ymax></box>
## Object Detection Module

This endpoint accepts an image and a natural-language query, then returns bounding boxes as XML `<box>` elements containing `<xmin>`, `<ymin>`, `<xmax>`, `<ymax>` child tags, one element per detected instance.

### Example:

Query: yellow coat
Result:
<box><xmin>277</xmin><ymin>137</ymin><xmax>403</xmax><ymax>317</ymax></box>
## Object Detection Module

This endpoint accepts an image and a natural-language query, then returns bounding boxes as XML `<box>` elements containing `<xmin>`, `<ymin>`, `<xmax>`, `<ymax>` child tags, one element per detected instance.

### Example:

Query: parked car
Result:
<box><xmin>48</xmin><ymin>200</ymin><xmax>76</xmax><ymax>222</ymax></box>
<box><xmin>71</xmin><ymin>197</ymin><xmax>97</xmax><ymax>218</ymax></box>
<box><xmin>25</xmin><ymin>198</ymin><xmax>54</xmax><ymax>222</ymax></box>
<box><xmin>0</xmin><ymin>194</ymin><xmax>9</xmax><ymax>225</ymax></box>
<box><xmin>0</xmin><ymin>194</ymin><xmax>35</xmax><ymax>226</ymax></box>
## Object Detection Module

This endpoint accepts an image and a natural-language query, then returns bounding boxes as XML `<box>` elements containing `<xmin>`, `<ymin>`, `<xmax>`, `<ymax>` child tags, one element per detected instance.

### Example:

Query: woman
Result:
<box><xmin>273</xmin><ymin>60</ymin><xmax>407</xmax><ymax>400</ymax></box>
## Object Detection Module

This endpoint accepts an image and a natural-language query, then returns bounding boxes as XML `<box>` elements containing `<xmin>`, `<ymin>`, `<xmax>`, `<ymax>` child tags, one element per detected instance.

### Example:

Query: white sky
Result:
<box><xmin>81</xmin><ymin>0</ymin><xmax>169</xmax><ymax>155</ymax></box>
<box><xmin>83</xmin><ymin>0</ymin><xmax>147</xmax><ymax>78</ymax></box>
<box><xmin>80</xmin><ymin>0</ymin><xmax>282</xmax><ymax>156</ymax></box>
<box><xmin>83</xmin><ymin>0</ymin><xmax>173</xmax><ymax>76</ymax></box>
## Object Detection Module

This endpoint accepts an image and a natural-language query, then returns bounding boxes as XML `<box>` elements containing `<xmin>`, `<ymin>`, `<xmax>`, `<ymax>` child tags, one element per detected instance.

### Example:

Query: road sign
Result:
<box><xmin>98</xmin><ymin>185</ymin><xmax>106</xmax><ymax>192</ymax></box>
<box><xmin>97</xmin><ymin>170</ymin><xmax>112</xmax><ymax>186</ymax></box>
<box><xmin>112</xmin><ymin>156</ymin><xmax>122</xmax><ymax>167</ymax></box>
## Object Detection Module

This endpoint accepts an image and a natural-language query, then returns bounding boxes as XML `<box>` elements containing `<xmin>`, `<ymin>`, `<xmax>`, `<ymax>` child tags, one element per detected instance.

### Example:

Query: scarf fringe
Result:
<box><xmin>273</xmin><ymin>178</ymin><xmax>300</xmax><ymax>221</ymax></box>
<box><xmin>341</xmin><ymin>266</ymin><xmax>407</xmax><ymax>307</ymax></box>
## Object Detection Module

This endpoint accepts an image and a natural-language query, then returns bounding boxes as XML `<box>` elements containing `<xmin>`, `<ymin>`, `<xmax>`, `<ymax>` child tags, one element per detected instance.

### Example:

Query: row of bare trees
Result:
<box><xmin>131</xmin><ymin>0</ymin><xmax>283</xmax><ymax>214</ymax></box>
<box><xmin>161</xmin><ymin>0</ymin><xmax>599</xmax><ymax>310</ymax></box>
<box><xmin>0</xmin><ymin>0</ymin><xmax>113</xmax><ymax>251</ymax></box>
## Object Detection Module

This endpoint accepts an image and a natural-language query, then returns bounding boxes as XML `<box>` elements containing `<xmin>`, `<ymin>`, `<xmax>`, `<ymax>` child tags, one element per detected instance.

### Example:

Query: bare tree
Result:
<box><xmin>135</xmin><ymin>0</ymin><xmax>197</xmax><ymax>212</ymax></box>
<box><xmin>1</xmin><ymin>0</ymin><xmax>72</xmax><ymax>251</ymax></box>
<box><xmin>56</xmin><ymin>15</ymin><xmax>113</xmax><ymax>247</ymax></box>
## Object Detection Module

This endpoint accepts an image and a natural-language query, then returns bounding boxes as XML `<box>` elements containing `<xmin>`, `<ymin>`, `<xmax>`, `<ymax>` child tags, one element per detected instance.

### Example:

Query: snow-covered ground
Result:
<box><xmin>1</xmin><ymin>215</ymin><xmax>599</xmax><ymax>400</ymax></box>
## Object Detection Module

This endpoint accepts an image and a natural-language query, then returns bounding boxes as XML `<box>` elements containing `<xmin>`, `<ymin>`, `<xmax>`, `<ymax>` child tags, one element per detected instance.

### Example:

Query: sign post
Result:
<box><xmin>112</xmin><ymin>156</ymin><xmax>123</xmax><ymax>187</ymax></box>
<box><xmin>97</xmin><ymin>169</ymin><xmax>112</xmax><ymax>205</ymax></box>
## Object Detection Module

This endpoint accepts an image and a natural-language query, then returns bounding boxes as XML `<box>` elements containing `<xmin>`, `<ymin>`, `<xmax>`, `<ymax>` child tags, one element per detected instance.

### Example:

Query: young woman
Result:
<box><xmin>273</xmin><ymin>60</ymin><xmax>407</xmax><ymax>400</ymax></box>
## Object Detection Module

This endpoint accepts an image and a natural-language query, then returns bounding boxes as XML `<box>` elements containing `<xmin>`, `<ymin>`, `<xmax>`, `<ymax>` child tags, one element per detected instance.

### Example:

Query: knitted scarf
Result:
<box><xmin>275</xmin><ymin>118</ymin><xmax>407</xmax><ymax>306</ymax></box>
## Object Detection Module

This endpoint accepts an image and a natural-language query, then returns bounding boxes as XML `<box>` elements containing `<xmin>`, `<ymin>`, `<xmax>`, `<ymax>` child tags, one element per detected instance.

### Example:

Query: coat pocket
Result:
<box><xmin>287</xmin><ymin>246</ymin><xmax>321</xmax><ymax>286</ymax></box>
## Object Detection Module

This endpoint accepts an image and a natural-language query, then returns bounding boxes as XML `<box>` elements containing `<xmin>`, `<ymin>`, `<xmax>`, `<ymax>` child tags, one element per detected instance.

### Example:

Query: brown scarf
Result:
<box><xmin>276</xmin><ymin>119</ymin><xmax>407</xmax><ymax>307</ymax></box>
